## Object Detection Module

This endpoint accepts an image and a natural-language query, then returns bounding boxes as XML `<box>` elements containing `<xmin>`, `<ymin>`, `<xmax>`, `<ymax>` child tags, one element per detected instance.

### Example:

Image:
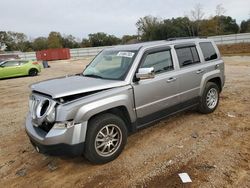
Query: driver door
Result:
<box><xmin>132</xmin><ymin>47</ymin><xmax>180</xmax><ymax>127</ymax></box>
<box><xmin>0</xmin><ymin>61</ymin><xmax>20</xmax><ymax>78</ymax></box>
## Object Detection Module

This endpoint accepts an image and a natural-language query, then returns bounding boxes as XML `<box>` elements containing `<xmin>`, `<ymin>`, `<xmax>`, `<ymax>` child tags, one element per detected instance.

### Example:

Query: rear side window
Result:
<box><xmin>176</xmin><ymin>46</ymin><xmax>200</xmax><ymax>67</ymax></box>
<box><xmin>141</xmin><ymin>50</ymin><xmax>173</xmax><ymax>74</ymax></box>
<box><xmin>199</xmin><ymin>42</ymin><xmax>218</xmax><ymax>61</ymax></box>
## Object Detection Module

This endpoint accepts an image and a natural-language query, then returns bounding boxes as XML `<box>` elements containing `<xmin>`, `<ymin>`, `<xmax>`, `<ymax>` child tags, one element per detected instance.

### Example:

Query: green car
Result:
<box><xmin>0</xmin><ymin>60</ymin><xmax>41</xmax><ymax>79</ymax></box>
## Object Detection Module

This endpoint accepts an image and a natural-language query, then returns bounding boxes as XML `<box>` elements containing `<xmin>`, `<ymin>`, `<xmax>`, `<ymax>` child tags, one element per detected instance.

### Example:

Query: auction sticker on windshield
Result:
<box><xmin>117</xmin><ymin>51</ymin><xmax>135</xmax><ymax>58</ymax></box>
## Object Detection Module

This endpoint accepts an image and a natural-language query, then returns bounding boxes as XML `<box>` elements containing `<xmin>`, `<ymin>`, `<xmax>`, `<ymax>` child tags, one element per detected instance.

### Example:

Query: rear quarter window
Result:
<box><xmin>199</xmin><ymin>42</ymin><xmax>218</xmax><ymax>61</ymax></box>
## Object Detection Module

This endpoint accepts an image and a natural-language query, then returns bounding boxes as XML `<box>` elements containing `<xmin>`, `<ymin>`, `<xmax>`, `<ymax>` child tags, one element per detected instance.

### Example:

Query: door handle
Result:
<box><xmin>196</xmin><ymin>69</ymin><xmax>204</xmax><ymax>74</ymax></box>
<box><xmin>167</xmin><ymin>77</ymin><xmax>177</xmax><ymax>83</ymax></box>
<box><xmin>215</xmin><ymin>64</ymin><xmax>220</xmax><ymax>69</ymax></box>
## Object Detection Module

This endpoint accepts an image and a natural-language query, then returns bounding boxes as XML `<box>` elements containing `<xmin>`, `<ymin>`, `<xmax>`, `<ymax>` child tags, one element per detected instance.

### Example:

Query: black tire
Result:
<box><xmin>29</xmin><ymin>69</ymin><xmax>38</xmax><ymax>76</ymax></box>
<box><xmin>198</xmin><ymin>82</ymin><xmax>220</xmax><ymax>114</ymax></box>
<box><xmin>84</xmin><ymin>113</ymin><xmax>128</xmax><ymax>164</ymax></box>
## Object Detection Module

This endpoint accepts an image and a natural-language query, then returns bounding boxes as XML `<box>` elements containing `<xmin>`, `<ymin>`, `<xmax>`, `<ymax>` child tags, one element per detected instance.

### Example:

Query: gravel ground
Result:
<box><xmin>0</xmin><ymin>56</ymin><xmax>249</xmax><ymax>188</ymax></box>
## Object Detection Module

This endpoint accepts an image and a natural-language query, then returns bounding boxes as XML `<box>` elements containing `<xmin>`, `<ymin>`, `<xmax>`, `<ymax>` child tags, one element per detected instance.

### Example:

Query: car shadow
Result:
<box><xmin>0</xmin><ymin>75</ymin><xmax>40</xmax><ymax>80</ymax></box>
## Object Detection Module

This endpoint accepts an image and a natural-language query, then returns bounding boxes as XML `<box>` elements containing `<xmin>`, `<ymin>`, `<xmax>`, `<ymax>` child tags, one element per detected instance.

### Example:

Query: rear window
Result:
<box><xmin>176</xmin><ymin>46</ymin><xmax>200</xmax><ymax>67</ymax></box>
<box><xmin>199</xmin><ymin>42</ymin><xmax>218</xmax><ymax>61</ymax></box>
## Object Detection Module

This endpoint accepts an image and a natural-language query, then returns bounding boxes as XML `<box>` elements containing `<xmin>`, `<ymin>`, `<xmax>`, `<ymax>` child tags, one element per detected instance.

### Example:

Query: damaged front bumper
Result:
<box><xmin>25</xmin><ymin>114</ymin><xmax>87</xmax><ymax>156</ymax></box>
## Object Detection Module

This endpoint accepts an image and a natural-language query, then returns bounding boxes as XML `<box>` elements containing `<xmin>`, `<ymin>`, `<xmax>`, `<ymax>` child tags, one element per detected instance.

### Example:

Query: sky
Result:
<box><xmin>0</xmin><ymin>0</ymin><xmax>249</xmax><ymax>40</ymax></box>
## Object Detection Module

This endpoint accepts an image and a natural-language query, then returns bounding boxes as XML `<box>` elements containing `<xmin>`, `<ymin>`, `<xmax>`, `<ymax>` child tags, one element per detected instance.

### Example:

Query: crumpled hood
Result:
<box><xmin>31</xmin><ymin>75</ymin><xmax>128</xmax><ymax>98</ymax></box>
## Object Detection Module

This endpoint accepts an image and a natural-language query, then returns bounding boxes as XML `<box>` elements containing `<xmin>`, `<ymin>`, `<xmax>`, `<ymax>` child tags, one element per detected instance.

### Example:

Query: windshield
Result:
<box><xmin>83</xmin><ymin>49</ymin><xmax>137</xmax><ymax>80</ymax></box>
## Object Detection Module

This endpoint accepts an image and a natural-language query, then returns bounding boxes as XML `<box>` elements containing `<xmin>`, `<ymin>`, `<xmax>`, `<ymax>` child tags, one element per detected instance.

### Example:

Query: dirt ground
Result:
<box><xmin>0</xmin><ymin>56</ymin><xmax>249</xmax><ymax>188</ymax></box>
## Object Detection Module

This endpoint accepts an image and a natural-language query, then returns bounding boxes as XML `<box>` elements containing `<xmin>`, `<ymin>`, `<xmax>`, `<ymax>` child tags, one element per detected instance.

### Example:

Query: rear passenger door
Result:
<box><xmin>199</xmin><ymin>41</ymin><xmax>224</xmax><ymax>77</ymax></box>
<box><xmin>175</xmin><ymin>44</ymin><xmax>204</xmax><ymax>103</ymax></box>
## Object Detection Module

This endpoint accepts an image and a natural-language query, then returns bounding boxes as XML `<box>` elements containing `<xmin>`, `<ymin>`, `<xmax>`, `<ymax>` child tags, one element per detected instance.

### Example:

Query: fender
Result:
<box><xmin>74</xmin><ymin>93</ymin><xmax>136</xmax><ymax>123</ymax></box>
<box><xmin>199</xmin><ymin>69</ymin><xmax>223</xmax><ymax>96</ymax></box>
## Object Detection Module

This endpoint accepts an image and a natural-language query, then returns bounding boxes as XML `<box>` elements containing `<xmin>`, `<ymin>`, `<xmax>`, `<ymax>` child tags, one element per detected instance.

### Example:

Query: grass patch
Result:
<box><xmin>218</xmin><ymin>43</ymin><xmax>250</xmax><ymax>56</ymax></box>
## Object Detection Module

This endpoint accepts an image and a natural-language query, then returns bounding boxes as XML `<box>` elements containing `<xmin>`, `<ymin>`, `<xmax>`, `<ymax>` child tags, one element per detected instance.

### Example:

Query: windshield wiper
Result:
<box><xmin>83</xmin><ymin>74</ymin><xmax>103</xmax><ymax>79</ymax></box>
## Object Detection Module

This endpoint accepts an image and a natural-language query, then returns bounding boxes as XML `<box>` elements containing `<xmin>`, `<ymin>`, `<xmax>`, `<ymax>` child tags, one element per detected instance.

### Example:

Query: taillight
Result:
<box><xmin>32</xmin><ymin>62</ymin><xmax>39</xmax><ymax>65</ymax></box>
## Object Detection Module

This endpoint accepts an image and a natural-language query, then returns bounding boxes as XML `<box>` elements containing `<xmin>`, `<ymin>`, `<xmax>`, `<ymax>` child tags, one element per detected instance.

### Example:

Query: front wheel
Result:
<box><xmin>198</xmin><ymin>82</ymin><xmax>220</xmax><ymax>114</ymax></box>
<box><xmin>84</xmin><ymin>113</ymin><xmax>128</xmax><ymax>164</ymax></box>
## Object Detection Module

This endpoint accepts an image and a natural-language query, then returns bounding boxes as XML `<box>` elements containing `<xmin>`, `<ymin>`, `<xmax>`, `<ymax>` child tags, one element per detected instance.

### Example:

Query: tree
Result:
<box><xmin>62</xmin><ymin>35</ymin><xmax>80</xmax><ymax>48</ymax></box>
<box><xmin>121</xmin><ymin>35</ymin><xmax>139</xmax><ymax>44</ymax></box>
<box><xmin>32</xmin><ymin>37</ymin><xmax>48</xmax><ymax>51</ymax></box>
<box><xmin>164</xmin><ymin>17</ymin><xmax>193</xmax><ymax>38</ymax></box>
<box><xmin>200</xmin><ymin>18</ymin><xmax>217</xmax><ymax>36</ymax></box>
<box><xmin>215</xmin><ymin>4</ymin><xmax>226</xmax><ymax>16</ymax></box>
<box><xmin>214</xmin><ymin>4</ymin><xmax>227</xmax><ymax>34</ymax></box>
<box><xmin>189</xmin><ymin>4</ymin><xmax>205</xmax><ymax>36</ymax></box>
<box><xmin>0</xmin><ymin>31</ymin><xmax>9</xmax><ymax>51</ymax></box>
<box><xmin>0</xmin><ymin>31</ymin><xmax>29</xmax><ymax>51</ymax></box>
<box><xmin>136</xmin><ymin>16</ymin><xmax>162</xmax><ymax>41</ymax></box>
<box><xmin>81</xmin><ymin>38</ymin><xmax>91</xmax><ymax>47</ymax></box>
<box><xmin>136</xmin><ymin>16</ymin><xmax>193</xmax><ymax>41</ymax></box>
<box><xmin>240</xmin><ymin>19</ymin><xmax>250</xmax><ymax>33</ymax></box>
<box><xmin>217</xmin><ymin>16</ymin><xmax>239</xmax><ymax>34</ymax></box>
<box><xmin>47</xmin><ymin>32</ymin><xmax>62</xmax><ymax>49</ymax></box>
<box><xmin>88</xmin><ymin>32</ymin><xmax>120</xmax><ymax>47</ymax></box>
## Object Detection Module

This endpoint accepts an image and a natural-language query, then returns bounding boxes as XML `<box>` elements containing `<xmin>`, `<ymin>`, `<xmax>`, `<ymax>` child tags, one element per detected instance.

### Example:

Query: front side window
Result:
<box><xmin>199</xmin><ymin>42</ymin><xmax>218</xmax><ymax>61</ymax></box>
<box><xmin>83</xmin><ymin>49</ymin><xmax>137</xmax><ymax>80</ymax></box>
<box><xmin>2</xmin><ymin>61</ymin><xmax>20</xmax><ymax>67</ymax></box>
<box><xmin>176</xmin><ymin>46</ymin><xmax>200</xmax><ymax>67</ymax></box>
<box><xmin>140</xmin><ymin>50</ymin><xmax>173</xmax><ymax>74</ymax></box>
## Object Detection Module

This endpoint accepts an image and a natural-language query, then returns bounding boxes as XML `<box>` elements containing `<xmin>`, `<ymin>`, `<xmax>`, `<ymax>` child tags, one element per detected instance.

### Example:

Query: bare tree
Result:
<box><xmin>190</xmin><ymin>3</ymin><xmax>205</xmax><ymax>21</ymax></box>
<box><xmin>216</xmin><ymin>4</ymin><xmax>226</xmax><ymax>16</ymax></box>
<box><xmin>215</xmin><ymin>4</ymin><xmax>227</xmax><ymax>35</ymax></box>
<box><xmin>189</xmin><ymin>4</ymin><xmax>205</xmax><ymax>36</ymax></box>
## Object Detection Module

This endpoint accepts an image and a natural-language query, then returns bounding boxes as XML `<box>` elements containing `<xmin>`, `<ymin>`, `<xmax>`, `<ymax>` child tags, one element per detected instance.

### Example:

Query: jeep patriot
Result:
<box><xmin>26</xmin><ymin>38</ymin><xmax>225</xmax><ymax>163</ymax></box>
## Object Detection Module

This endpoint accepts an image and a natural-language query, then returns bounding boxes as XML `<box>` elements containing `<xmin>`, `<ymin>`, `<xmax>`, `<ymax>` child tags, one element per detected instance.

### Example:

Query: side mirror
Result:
<box><xmin>136</xmin><ymin>67</ymin><xmax>155</xmax><ymax>80</ymax></box>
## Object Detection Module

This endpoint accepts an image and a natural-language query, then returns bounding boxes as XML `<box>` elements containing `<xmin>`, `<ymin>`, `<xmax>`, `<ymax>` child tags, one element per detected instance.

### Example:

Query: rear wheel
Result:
<box><xmin>29</xmin><ymin>69</ymin><xmax>38</xmax><ymax>76</ymax></box>
<box><xmin>198</xmin><ymin>82</ymin><xmax>220</xmax><ymax>114</ymax></box>
<box><xmin>84</xmin><ymin>113</ymin><xmax>127</xmax><ymax>164</ymax></box>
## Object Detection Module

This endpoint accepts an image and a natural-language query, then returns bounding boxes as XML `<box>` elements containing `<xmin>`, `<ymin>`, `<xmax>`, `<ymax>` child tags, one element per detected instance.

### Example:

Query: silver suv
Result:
<box><xmin>26</xmin><ymin>38</ymin><xmax>225</xmax><ymax>163</ymax></box>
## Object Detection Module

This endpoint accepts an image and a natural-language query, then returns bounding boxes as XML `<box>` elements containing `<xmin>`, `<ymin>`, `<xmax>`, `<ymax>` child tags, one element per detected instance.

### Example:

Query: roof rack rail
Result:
<box><xmin>166</xmin><ymin>36</ymin><xmax>207</xmax><ymax>41</ymax></box>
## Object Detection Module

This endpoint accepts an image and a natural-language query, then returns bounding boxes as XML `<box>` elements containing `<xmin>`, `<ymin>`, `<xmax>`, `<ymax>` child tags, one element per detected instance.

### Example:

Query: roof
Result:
<box><xmin>107</xmin><ymin>38</ymin><xmax>212</xmax><ymax>51</ymax></box>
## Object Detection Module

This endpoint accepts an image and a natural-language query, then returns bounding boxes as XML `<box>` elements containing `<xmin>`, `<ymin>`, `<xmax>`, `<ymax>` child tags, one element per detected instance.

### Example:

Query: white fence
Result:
<box><xmin>208</xmin><ymin>33</ymin><xmax>250</xmax><ymax>45</ymax></box>
<box><xmin>1</xmin><ymin>51</ymin><xmax>37</xmax><ymax>60</ymax></box>
<box><xmin>70</xmin><ymin>46</ymin><xmax>107</xmax><ymax>58</ymax></box>
<box><xmin>2</xmin><ymin>33</ymin><xmax>250</xmax><ymax>60</ymax></box>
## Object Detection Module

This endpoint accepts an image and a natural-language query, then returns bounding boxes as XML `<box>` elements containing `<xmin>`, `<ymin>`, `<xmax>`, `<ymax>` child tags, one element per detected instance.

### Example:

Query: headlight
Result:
<box><xmin>53</xmin><ymin>121</ymin><xmax>75</xmax><ymax>129</ymax></box>
<box><xmin>46</xmin><ymin>108</ymin><xmax>56</xmax><ymax>123</ymax></box>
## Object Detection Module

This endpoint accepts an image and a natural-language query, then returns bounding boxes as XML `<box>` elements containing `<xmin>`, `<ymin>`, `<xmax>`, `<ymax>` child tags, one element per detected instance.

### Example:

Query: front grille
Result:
<box><xmin>40</xmin><ymin>100</ymin><xmax>50</xmax><ymax>117</ymax></box>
